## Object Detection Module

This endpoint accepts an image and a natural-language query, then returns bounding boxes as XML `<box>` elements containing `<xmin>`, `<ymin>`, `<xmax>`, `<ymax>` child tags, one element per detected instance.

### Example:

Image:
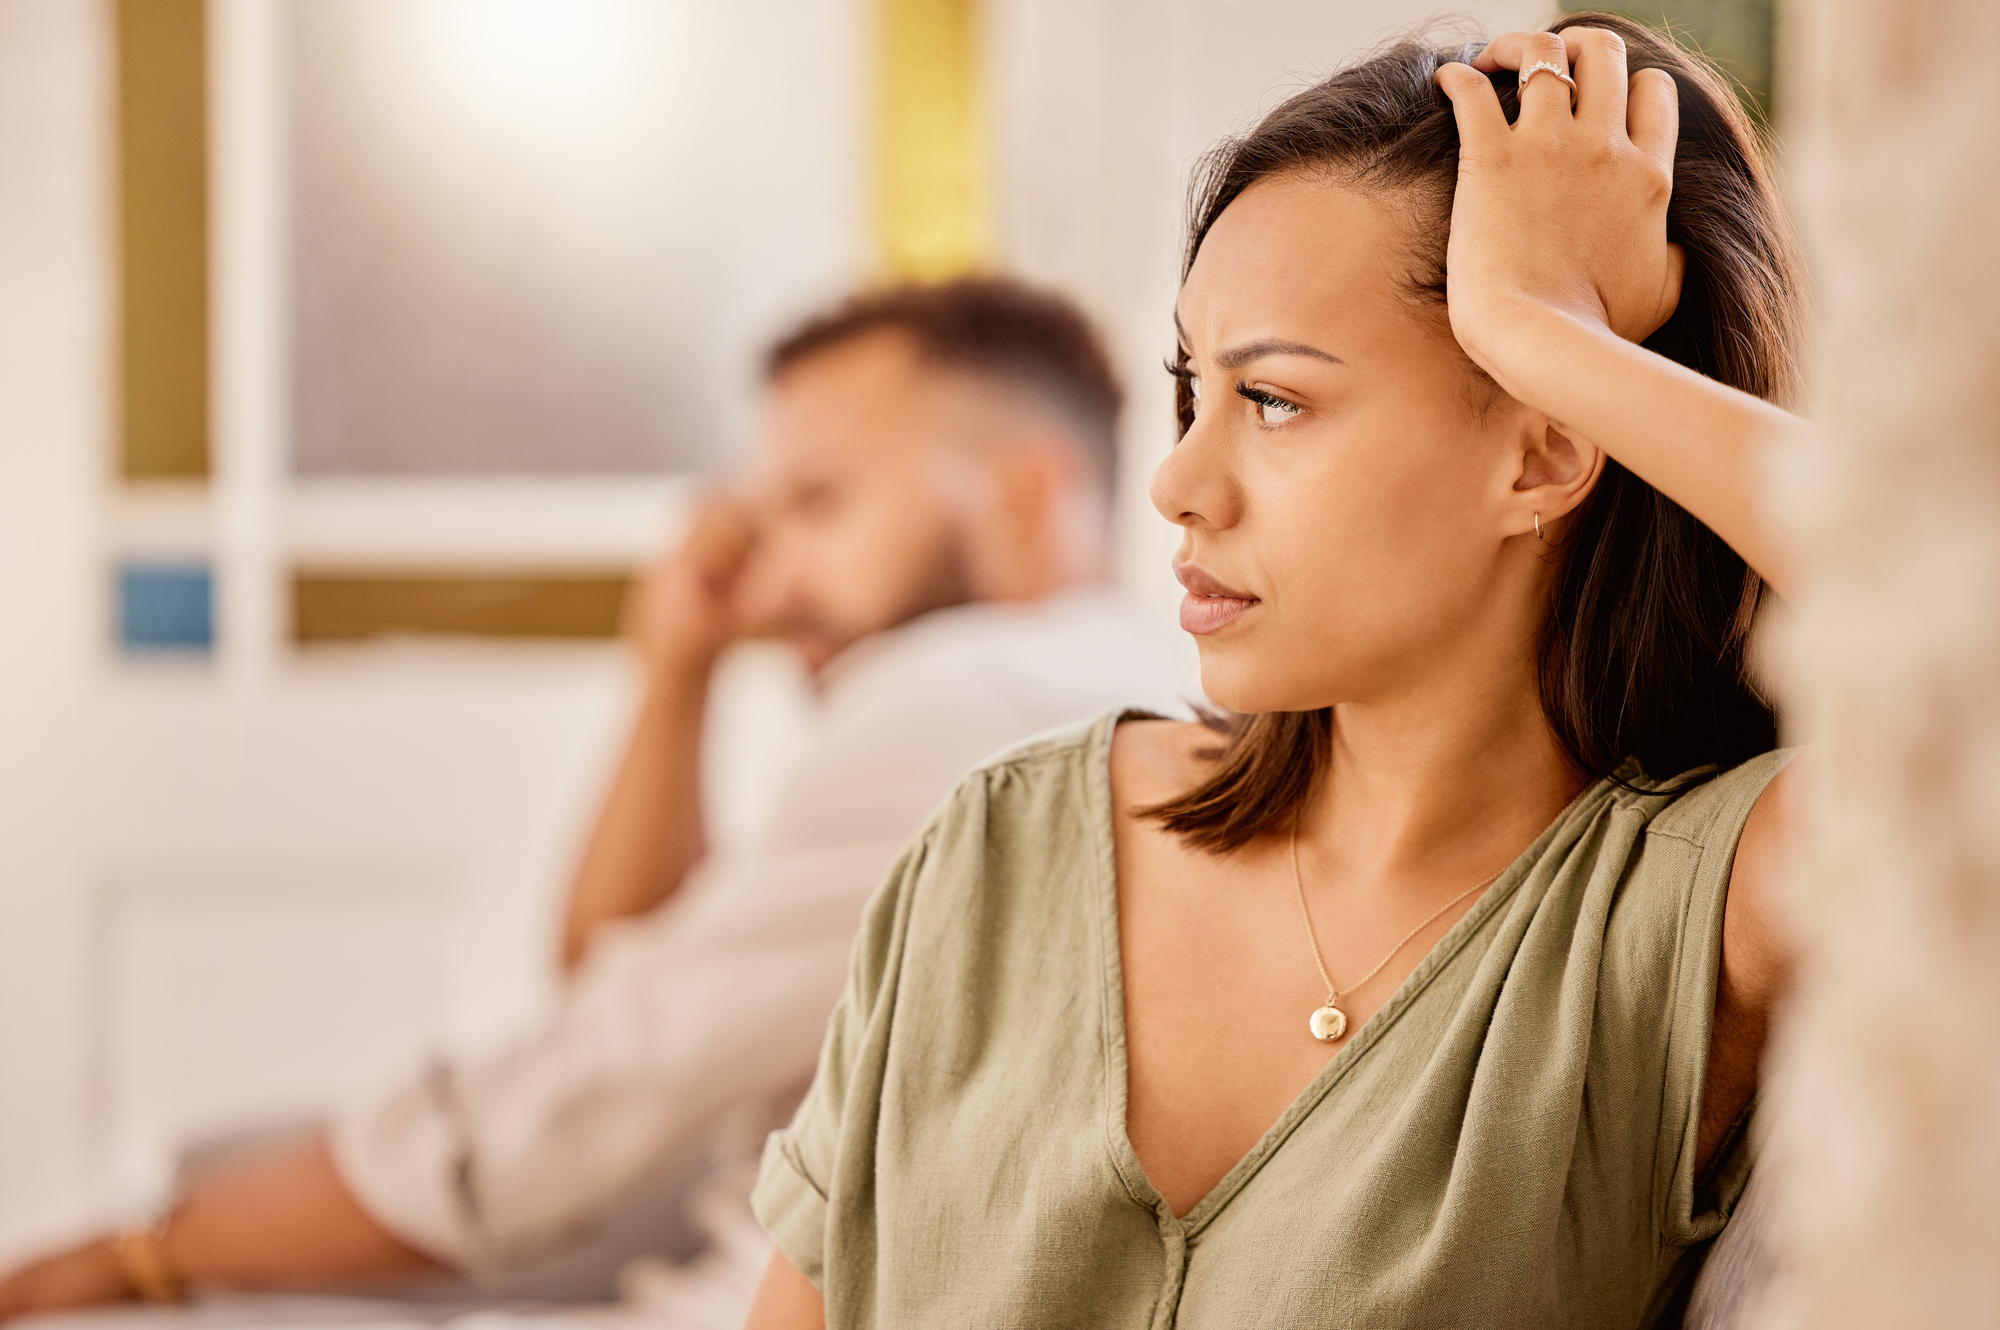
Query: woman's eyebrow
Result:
<box><xmin>1213</xmin><ymin>338</ymin><xmax>1344</xmax><ymax>370</ymax></box>
<box><xmin>1172</xmin><ymin>312</ymin><xmax>1342</xmax><ymax>369</ymax></box>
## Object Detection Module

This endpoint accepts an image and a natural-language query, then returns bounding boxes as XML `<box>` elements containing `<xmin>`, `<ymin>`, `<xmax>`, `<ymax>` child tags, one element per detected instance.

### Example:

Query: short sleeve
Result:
<box><xmin>751</xmin><ymin>822</ymin><xmax>935</xmax><ymax>1290</ymax></box>
<box><xmin>1647</xmin><ymin>747</ymin><xmax>1798</xmax><ymax>1245</ymax></box>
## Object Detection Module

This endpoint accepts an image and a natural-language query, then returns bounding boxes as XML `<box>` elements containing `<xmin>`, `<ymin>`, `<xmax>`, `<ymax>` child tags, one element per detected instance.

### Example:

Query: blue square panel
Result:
<box><xmin>118</xmin><ymin>562</ymin><xmax>214</xmax><ymax>653</ymax></box>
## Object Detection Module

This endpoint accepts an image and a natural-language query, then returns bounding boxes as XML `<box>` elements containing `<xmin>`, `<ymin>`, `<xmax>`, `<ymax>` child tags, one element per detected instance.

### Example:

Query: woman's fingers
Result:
<box><xmin>1476</xmin><ymin>30</ymin><xmax>1577</xmax><ymax>119</ymax></box>
<box><xmin>1471</xmin><ymin>27</ymin><xmax>1639</xmax><ymax>130</ymax></box>
<box><xmin>1627</xmin><ymin>66</ymin><xmax>1681</xmax><ymax>172</ymax></box>
<box><xmin>1469</xmin><ymin>29</ymin><xmax>1558</xmax><ymax>74</ymax></box>
<box><xmin>1466</xmin><ymin>26</ymin><xmax>1677</xmax><ymax>170</ymax></box>
<box><xmin>1564</xmin><ymin>27</ymin><xmax>1630</xmax><ymax>128</ymax></box>
<box><xmin>1435</xmin><ymin>60</ymin><xmax>1510</xmax><ymax>144</ymax></box>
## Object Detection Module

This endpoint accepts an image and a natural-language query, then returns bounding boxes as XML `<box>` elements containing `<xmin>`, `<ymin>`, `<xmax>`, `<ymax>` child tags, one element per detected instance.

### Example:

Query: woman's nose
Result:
<box><xmin>1150</xmin><ymin>415</ymin><xmax>1239</xmax><ymax>532</ymax></box>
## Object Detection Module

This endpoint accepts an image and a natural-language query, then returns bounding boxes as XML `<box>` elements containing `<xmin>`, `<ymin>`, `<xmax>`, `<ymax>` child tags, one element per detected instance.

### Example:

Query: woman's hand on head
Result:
<box><xmin>1435</xmin><ymin>27</ymin><xmax>1684</xmax><ymax>383</ymax></box>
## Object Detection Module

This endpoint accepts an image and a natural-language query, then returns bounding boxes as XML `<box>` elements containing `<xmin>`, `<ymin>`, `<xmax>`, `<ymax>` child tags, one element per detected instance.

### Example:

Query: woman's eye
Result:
<box><xmin>1237</xmin><ymin>383</ymin><xmax>1300</xmax><ymax>425</ymax></box>
<box><xmin>1188</xmin><ymin>376</ymin><xmax>1203</xmax><ymax>402</ymax></box>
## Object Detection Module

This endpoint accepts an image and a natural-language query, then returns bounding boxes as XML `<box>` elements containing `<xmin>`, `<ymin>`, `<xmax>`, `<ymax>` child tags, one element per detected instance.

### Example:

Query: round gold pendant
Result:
<box><xmin>1308</xmin><ymin>1003</ymin><xmax>1347</xmax><ymax>1042</ymax></box>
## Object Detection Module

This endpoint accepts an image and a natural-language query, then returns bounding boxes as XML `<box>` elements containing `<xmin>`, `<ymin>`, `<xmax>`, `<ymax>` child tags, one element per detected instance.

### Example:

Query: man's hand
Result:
<box><xmin>625</xmin><ymin>491</ymin><xmax>759</xmax><ymax>679</ymax></box>
<box><xmin>0</xmin><ymin>1238</ymin><xmax>130</xmax><ymax>1320</ymax></box>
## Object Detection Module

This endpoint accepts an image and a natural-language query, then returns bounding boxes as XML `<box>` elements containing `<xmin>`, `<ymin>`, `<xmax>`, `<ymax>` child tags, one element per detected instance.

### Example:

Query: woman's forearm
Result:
<box><xmin>1485</xmin><ymin>302</ymin><xmax>1802</xmax><ymax>596</ymax></box>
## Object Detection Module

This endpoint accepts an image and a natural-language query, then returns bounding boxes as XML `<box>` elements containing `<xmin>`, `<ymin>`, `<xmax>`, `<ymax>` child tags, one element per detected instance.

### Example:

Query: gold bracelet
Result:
<box><xmin>111</xmin><ymin>1219</ymin><xmax>186</xmax><ymax>1304</ymax></box>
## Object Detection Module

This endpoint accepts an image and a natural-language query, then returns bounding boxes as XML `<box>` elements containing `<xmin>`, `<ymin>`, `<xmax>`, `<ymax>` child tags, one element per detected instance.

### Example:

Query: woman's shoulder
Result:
<box><xmin>1108</xmin><ymin>713</ymin><xmax>1221</xmax><ymax>811</ymax></box>
<box><xmin>859</xmin><ymin>711</ymin><xmax>1133</xmax><ymax>958</ymax></box>
<box><xmin>917</xmin><ymin>708</ymin><xmax>1134</xmax><ymax>842</ymax></box>
<box><xmin>1638</xmin><ymin>747</ymin><xmax>1801</xmax><ymax>848</ymax></box>
<box><xmin>908</xmin><ymin>709</ymin><xmax>1212</xmax><ymax>873</ymax></box>
<box><xmin>959</xmin><ymin>708</ymin><xmax>1205</xmax><ymax>797</ymax></box>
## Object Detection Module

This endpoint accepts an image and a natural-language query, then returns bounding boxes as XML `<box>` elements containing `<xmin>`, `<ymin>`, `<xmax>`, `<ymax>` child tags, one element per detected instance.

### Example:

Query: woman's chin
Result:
<box><xmin>1196</xmin><ymin>660</ymin><xmax>1316</xmax><ymax>716</ymax></box>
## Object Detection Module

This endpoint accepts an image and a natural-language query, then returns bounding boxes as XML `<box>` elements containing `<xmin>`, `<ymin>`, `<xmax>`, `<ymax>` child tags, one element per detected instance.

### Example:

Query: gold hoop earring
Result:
<box><xmin>1534</xmin><ymin>512</ymin><xmax>1544</xmax><ymax>542</ymax></box>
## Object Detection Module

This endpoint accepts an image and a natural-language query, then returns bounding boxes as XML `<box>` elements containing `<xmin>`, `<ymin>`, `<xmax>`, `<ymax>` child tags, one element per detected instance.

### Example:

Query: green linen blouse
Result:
<box><xmin>753</xmin><ymin>711</ymin><xmax>1793</xmax><ymax>1329</ymax></box>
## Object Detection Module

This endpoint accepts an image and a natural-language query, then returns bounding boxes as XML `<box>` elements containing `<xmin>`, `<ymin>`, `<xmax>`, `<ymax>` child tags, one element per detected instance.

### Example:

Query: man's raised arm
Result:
<box><xmin>560</xmin><ymin>496</ymin><xmax>756</xmax><ymax>971</ymax></box>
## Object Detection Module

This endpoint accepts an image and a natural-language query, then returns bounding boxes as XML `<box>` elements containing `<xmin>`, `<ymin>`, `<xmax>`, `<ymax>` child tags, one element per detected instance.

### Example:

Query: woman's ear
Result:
<box><xmin>1510</xmin><ymin>416</ymin><xmax>1606</xmax><ymax>536</ymax></box>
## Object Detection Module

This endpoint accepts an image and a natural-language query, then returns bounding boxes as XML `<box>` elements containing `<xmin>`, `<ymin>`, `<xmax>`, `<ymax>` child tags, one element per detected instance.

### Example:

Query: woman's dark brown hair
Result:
<box><xmin>1150</xmin><ymin>13</ymin><xmax>1802</xmax><ymax>853</ymax></box>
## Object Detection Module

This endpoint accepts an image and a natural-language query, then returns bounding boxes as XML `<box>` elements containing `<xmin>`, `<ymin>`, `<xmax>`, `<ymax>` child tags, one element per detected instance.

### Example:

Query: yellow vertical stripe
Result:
<box><xmin>117</xmin><ymin>0</ymin><xmax>210</xmax><ymax>479</ymax></box>
<box><xmin>875</xmin><ymin>0</ymin><xmax>992</xmax><ymax>282</ymax></box>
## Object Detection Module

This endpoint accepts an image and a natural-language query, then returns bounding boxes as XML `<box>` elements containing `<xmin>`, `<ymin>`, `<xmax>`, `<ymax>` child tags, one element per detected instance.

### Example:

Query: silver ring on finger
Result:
<box><xmin>1520</xmin><ymin>59</ymin><xmax>1578</xmax><ymax>107</ymax></box>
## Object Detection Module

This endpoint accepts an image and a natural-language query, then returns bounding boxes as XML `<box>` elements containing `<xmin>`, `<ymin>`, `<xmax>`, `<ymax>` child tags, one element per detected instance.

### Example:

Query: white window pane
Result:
<box><xmin>288</xmin><ymin>0</ymin><xmax>863</xmax><ymax>475</ymax></box>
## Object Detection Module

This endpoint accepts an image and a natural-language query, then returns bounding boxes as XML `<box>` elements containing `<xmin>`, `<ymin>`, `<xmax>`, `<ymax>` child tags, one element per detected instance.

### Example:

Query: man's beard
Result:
<box><xmin>886</xmin><ymin>525</ymin><xmax>977</xmax><ymax>629</ymax></box>
<box><xmin>773</xmin><ymin>528</ymin><xmax>976</xmax><ymax>671</ymax></box>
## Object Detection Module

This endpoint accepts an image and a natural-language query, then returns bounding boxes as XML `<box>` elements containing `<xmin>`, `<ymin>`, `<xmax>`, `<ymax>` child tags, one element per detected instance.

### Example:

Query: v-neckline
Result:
<box><xmin>1088</xmin><ymin>711</ymin><xmax>1595</xmax><ymax>1233</ymax></box>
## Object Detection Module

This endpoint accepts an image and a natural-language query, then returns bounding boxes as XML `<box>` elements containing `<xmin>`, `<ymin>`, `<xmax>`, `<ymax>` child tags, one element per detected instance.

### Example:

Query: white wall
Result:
<box><xmin>0</xmin><ymin>0</ymin><xmax>111</xmax><ymax>1257</ymax></box>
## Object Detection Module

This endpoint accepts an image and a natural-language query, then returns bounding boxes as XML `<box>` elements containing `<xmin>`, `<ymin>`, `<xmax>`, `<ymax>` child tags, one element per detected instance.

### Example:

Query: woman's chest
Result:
<box><xmin>859</xmin><ymin>849</ymin><xmax>1679</xmax><ymax>1330</ymax></box>
<box><xmin>1117</xmin><ymin>873</ymin><xmax>1353</xmax><ymax>1217</ymax></box>
<box><xmin>1113</xmin><ymin>824</ymin><xmax>1481</xmax><ymax>1218</ymax></box>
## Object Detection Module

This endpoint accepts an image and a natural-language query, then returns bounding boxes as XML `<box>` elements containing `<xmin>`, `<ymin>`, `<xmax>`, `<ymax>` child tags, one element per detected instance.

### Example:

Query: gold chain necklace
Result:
<box><xmin>1289</xmin><ymin>826</ymin><xmax>1502</xmax><ymax>1043</ymax></box>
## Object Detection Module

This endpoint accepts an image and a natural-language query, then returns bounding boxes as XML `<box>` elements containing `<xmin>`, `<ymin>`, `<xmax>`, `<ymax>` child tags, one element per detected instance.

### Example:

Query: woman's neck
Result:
<box><xmin>1301</xmin><ymin>666</ymin><xmax>1585</xmax><ymax>888</ymax></box>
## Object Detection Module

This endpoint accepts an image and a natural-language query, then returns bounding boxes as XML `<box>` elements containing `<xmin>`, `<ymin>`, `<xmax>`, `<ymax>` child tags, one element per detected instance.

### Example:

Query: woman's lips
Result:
<box><xmin>1175</xmin><ymin>563</ymin><xmax>1259</xmax><ymax>636</ymax></box>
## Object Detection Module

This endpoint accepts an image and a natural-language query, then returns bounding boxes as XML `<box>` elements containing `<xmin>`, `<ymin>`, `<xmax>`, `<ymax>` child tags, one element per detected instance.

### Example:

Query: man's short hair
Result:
<box><xmin>765</xmin><ymin>278</ymin><xmax>1123</xmax><ymax>495</ymax></box>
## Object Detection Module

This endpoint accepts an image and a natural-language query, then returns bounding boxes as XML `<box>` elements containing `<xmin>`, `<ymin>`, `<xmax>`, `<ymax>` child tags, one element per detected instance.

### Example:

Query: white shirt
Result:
<box><xmin>330</xmin><ymin>589</ymin><xmax>1193</xmax><ymax>1313</ymax></box>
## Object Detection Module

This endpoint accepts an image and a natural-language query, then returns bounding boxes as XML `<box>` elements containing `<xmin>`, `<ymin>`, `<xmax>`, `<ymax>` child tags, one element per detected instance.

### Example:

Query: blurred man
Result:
<box><xmin>0</xmin><ymin>280</ymin><xmax>1188</xmax><ymax>1324</ymax></box>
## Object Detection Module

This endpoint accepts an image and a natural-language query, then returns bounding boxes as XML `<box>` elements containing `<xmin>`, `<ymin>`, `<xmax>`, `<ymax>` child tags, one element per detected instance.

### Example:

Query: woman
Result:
<box><xmin>748</xmin><ymin>13</ymin><xmax>1804</xmax><ymax>1328</ymax></box>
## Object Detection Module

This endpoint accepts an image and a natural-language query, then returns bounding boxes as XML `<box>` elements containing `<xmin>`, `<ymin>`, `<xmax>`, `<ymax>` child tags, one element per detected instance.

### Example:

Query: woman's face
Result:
<box><xmin>1156</xmin><ymin>171</ymin><xmax>1552</xmax><ymax>714</ymax></box>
